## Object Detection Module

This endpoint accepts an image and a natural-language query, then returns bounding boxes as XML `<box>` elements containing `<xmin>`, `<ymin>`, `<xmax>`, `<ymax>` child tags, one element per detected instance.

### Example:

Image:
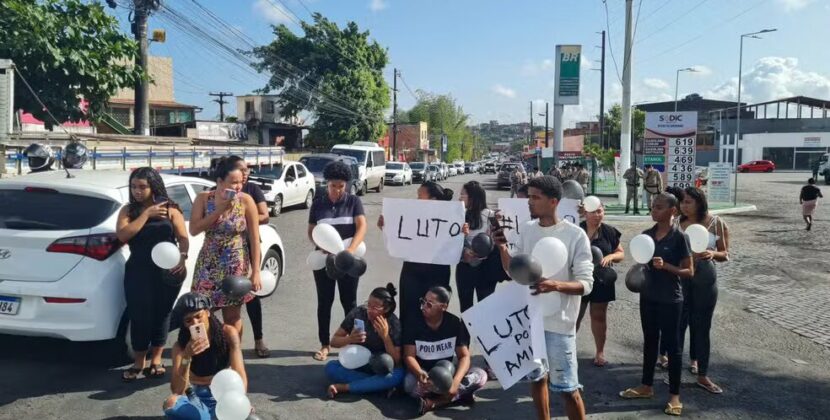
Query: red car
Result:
<box><xmin>738</xmin><ymin>160</ymin><xmax>775</xmax><ymax>173</ymax></box>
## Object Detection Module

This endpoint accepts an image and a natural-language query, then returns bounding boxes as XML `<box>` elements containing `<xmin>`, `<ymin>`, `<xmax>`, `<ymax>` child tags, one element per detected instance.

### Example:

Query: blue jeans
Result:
<box><xmin>523</xmin><ymin>331</ymin><xmax>582</xmax><ymax>393</ymax></box>
<box><xmin>164</xmin><ymin>385</ymin><xmax>215</xmax><ymax>420</ymax></box>
<box><xmin>325</xmin><ymin>360</ymin><xmax>405</xmax><ymax>394</ymax></box>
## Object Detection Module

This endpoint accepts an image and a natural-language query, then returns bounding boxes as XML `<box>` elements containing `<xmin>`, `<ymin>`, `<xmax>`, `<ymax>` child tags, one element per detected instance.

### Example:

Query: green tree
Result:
<box><xmin>602</xmin><ymin>104</ymin><xmax>645</xmax><ymax>149</ymax></box>
<box><xmin>0</xmin><ymin>0</ymin><xmax>144</xmax><ymax>126</ymax></box>
<box><xmin>403</xmin><ymin>92</ymin><xmax>471</xmax><ymax>162</ymax></box>
<box><xmin>253</xmin><ymin>14</ymin><xmax>390</xmax><ymax>148</ymax></box>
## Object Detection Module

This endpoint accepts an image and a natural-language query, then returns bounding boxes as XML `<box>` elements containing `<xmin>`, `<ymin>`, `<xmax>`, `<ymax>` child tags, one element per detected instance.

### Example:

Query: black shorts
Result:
<box><xmin>584</xmin><ymin>278</ymin><xmax>615</xmax><ymax>303</ymax></box>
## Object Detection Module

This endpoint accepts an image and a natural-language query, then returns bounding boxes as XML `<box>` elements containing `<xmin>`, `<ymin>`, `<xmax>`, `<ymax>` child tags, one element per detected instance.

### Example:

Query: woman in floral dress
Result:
<box><xmin>190</xmin><ymin>157</ymin><xmax>262</xmax><ymax>336</ymax></box>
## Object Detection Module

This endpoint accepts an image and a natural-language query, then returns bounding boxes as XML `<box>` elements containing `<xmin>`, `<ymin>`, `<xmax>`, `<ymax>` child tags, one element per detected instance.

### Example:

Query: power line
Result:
<box><xmin>602</xmin><ymin>0</ymin><xmax>622</xmax><ymax>83</ymax></box>
<box><xmin>397</xmin><ymin>72</ymin><xmax>419</xmax><ymax>101</ymax></box>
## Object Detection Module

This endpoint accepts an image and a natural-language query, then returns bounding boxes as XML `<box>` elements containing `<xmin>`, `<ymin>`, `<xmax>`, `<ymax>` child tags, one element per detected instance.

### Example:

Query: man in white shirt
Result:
<box><xmin>494</xmin><ymin>175</ymin><xmax>594</xmax><ymax>420</ymax></box>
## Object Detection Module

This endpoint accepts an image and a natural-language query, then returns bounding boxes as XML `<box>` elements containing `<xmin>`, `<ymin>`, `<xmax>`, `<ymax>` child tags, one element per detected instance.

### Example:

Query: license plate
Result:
<box><xmin>0</xmin><ymin>295</ymin><xmax>20</xmax><ymax>315</ymax></box>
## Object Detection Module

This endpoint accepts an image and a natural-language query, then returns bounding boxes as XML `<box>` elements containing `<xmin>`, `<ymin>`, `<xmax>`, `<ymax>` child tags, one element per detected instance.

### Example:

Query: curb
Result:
<box><xmin>602</xmin><ymin>204</ymin><xmax>757</xmax><ymax>222</ymax></box>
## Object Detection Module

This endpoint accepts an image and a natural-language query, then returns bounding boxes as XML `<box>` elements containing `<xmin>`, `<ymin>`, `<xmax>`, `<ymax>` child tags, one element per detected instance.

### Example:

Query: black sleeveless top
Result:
<box><xmin>126</xmin><ymin>216</ymin><xmax>176</xmax><ymax>264</ymax></box>
<box><xmin>190</xmin><ymin>343</ymin><xmax>230</xmax><ymax>377</ymax></box>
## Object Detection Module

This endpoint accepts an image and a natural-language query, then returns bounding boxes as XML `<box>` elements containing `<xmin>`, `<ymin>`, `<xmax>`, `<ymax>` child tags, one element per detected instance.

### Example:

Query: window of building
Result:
<box><xmin>245</xmin><ymin>101</ymin><xmax>254</xmax><ymax>113</ymax></box>
<box><xmin>110</xmin><ymin>107</ymin><xmax>131</xmax><ymax>126</ymax></box>
<box><xmin>264</xmin><ymin>100</ymin><xmax>275</xmax><ymax>114</ymax></box>
<box><xmin>762</xmin><ymin>147</ymin><xmax>795</xmax><ymax>170</ymax></box>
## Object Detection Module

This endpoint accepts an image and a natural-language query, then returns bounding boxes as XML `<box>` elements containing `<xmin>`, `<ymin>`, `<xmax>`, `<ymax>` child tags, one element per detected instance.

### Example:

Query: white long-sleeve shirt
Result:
<box><xmin>514</xmin><ymin>219</ymin><xmax>594</xmax><ymax>335</ymax></box>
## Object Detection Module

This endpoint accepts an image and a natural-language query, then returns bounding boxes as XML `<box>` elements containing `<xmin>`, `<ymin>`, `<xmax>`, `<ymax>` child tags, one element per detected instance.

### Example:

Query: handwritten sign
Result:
<box><xmin>381</xmin><ymin>198</ymin><xmax>466</xmax><ymax>265</ymax></box>
<box><xmin>558</xmin><ymin>198</ymin><xmax>580</xmax><ymax>225</ymax></box>
<box><xmin>497</xmin><ymin>198</ymin><xmax>531</xmax><ymax>256</ymax></box>
<box><xmin>462</xmin><ymin>282</ymin><xmax>547</xmax><ymax>390</ymax></box>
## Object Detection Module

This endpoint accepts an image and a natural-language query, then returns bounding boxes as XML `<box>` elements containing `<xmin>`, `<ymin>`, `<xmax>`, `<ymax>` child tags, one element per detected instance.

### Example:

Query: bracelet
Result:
<box><xmin>181</xmin><ymin>358</ymin><xmax>191</xmax><ymax>367</ymax></box>
<box><xmin>180</xmin><ymin>252</ymin><xmax>188</xmax><ymax>260</ymax></box>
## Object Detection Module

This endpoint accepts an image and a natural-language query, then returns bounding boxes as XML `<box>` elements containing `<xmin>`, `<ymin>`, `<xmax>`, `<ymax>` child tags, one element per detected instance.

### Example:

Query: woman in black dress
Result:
<box><xmin>116</xmin><ymin>167</ymin><xmax>190</xmax><ymax>382</ymax></box>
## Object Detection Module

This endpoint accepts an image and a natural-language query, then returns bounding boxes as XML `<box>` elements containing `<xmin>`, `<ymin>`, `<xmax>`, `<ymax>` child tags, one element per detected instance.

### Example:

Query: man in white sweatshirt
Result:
<box><xmin>495</xmin><ymin>175</ymin><xmax>594</xmax><ymax>420</ymax></box>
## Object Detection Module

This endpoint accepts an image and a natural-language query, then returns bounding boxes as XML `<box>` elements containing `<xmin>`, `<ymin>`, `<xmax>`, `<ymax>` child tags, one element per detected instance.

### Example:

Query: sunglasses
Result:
<box><xmin>419</xmin><ymin>297</ymin><xmax>443</xmax><ymax>310</ymax></box>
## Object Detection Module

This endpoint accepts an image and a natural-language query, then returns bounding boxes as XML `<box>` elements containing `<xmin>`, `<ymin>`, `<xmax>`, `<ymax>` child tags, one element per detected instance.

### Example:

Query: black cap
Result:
<box><xmin>171</xmin><ymin>292</ymin><xmax>212</xmax><ymax>322</ymax></box>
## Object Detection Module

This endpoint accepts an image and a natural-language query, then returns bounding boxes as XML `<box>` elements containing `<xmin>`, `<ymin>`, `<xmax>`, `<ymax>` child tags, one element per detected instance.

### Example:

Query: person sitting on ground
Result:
<box><xmin>402</xmin><ymin>286</ymin><xmax>487</xmax><ymax>415</ymax></box>
<box><xmin>162</xmin><ymin>293</ymin><xmax>248</xmax><ymax>419</ymax></box>
<box><xmin>325</xmin><ymin>283</ymin><xmax>405</xmax><ymax>398</ymax></box>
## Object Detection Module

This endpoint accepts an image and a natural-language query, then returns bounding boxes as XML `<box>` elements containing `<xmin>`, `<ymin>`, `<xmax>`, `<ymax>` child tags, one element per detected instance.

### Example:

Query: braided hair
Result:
<box><xmin>127</xmin><ymin>167</ymin><xmax>180</xmax><ymax>220</ymax></box>
<box><xmin>176</xmin><ymin>312</ymin><xmax>229</xmax><ymax>367</ymax></box>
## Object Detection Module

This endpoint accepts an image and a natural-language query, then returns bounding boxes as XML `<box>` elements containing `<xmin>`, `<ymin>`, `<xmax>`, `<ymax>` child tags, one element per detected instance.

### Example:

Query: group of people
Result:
<box><xmin>548</xmin><ymin>162</ymin><xmax>591</xmax><ymax>193</ymax></box>
<box><xmin>622</xmin><ymin>163</ymin><xmax>664</xmax><ymax>215</ymax></box>
<box><xmin>116</xmin><ymin>154</ymin><xmax>732</xmax><ymax>419</ymax></box>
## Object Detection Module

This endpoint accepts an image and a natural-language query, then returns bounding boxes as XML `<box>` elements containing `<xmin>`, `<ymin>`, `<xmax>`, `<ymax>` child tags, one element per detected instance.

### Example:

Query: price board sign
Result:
<box><xmin>645</xmin><ymin>112</ymin><xmax>698</xmax><ymax>189</ymax></box>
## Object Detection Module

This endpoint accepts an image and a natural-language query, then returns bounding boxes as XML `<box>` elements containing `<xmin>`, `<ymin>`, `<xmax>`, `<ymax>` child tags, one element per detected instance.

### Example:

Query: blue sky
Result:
<box><xmin>118</xmin><ymin>0</ymin><xmax>830</xmax><ymax>127</ymax></box>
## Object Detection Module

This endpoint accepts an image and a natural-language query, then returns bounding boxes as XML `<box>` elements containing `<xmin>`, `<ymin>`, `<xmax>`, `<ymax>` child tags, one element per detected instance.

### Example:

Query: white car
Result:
<box><xmin>384</xmin><ymin>162</ymin><xmax>413</xmax><ymax>186</ymax></box>
<box><xmin>248</xmin><ymin>160</ymin><xmax>316</xmax><ymax>216</ymax></box>
<box><xmin>448</xmin><ymin>165</ymin><xmax>458</xmax><ymax>176</ymax></box>
<box><xmin>0</xmin><ymin>170</ymin><xmax>286</xmax><ymax>358</ymax></box>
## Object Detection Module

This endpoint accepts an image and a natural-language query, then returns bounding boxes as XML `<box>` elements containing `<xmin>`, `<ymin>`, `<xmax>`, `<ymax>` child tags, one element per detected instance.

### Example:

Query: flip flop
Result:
<box><xmin>255</xmin><ymin>346</ymin><xmax>271</xmax><ymax>358</ymax></box>
<box><xmin>619</xmin><ymin>388</ymin><xmax>654</xmax><ymax>399</ymax></box>
<box><xmin>313</xmin><ymin>348</ymin><xmax>330</xmax><ymax>362</ymax></box>
<box><xmin>121</xmin><ymin>366</ymin><xmax>143</xmax><ymax>382</ymax></box>
<box><xmin>696</xmin><ymin>381</ymin><xmax>723</xmax><ymax>394</ymax></box>
<box><xmin>689</xmin><ymin>365</ymin><xmax>699</xmax><ymax>375</ymax></box>
<box><xmin>664</xmin><ymin>402</ymin><xmax>683</xmax><ymax>416</ymax></box>
<box><xmin>143</xmin><ymin>364</ymin><xmax>166</xmax><ymax>379</ymax></box>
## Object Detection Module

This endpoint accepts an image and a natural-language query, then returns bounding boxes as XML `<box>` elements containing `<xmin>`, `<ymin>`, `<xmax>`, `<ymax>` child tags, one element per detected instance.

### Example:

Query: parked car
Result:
<box><xmin>454</xmin><ymin>163</ymin><xmax>465</xmax><ymax>175</ymax></box>
<box><xmin>737</xmin><ymin>160</ymin><xmax>775</xmax><ymax>173</ymax></box>
<box><xmin>483</xmin><ymin>161</ymin><xmax>497</xmax><ymax>174</ymax></box>
<box><xmin>426</xmin><ymin>164</ymin><xmax>442</xmax><ymax>182</ymax></box>
<box><xmin>0</xmin><ymin>170</ymin><xmax>285</xmax><ymax>359</ymax></box>
<box><xmin>384</xmin><ymin>162</ymin><xmax>413</xmax><ymax>186</ymax></box>
<box><xmin>298</xmin><ymin>153</ymin><xmax>362</xmax><ymax>197</ymax></box>
<box><xmin>410</xmin><ymin>162</ymin><xmax>429</xmax><ymax>183</ymax></box>
<box><xmin>497</xmin><ymin>162</ymin><xmax>525</xmax><ymax>189</ymax></box>
<box><xmin>331</xmin><ymin>142</ymin><xmax>386</xmax><ymax>194</ymax></box>
<box><xmin>248</xmin><ymin>160</ymin><xmax>316</xmax><ymax>216</ymax></box>
<box><xmin>438</xmin><ymin>163</ymin><xmax>448</xmax><ymax>180</ymax></box>
<box><xmin>448</xmin><ymin>165</ymin><xmax>458</xmax><ymax>177</ymax></box>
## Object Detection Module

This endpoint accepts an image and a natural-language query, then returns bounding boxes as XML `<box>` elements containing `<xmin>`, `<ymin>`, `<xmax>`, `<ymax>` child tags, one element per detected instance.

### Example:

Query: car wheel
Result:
<box><xmin>302</xmin><ymin>190</ymin><xmax>314</xmax><ymax>209</ymax></box>
<box><xmin>99</xmin><ymin>312</ymin><xmax>132</xmax><ymax>365</ymax></box>
<box><xmin>375</xmin><ymin>179</ymin><xmax>383</xmax><ymax>192</ymax></box>
<box><xmin>270</xmin><ymin>195</ymin><xmax>283</xmax><ymax>217</ymax></box>
<box><xmin>359</xmin><ymin>181</ymin><xmax>367</xmax><ymax>196</ymax></box>
<box><xmin>765</xmin><ymin>168</ymin><xmax>773</xmax><ymax>173</ymax></box>
<box><xmin>350</xmin><ymin>183</ymin><xmax>358</xmax><ymax>195</ymax></box>
<box><xmin>260</xmin><ymin>248</ymin><xmax>282</xmax><ymax>297</ymax></box>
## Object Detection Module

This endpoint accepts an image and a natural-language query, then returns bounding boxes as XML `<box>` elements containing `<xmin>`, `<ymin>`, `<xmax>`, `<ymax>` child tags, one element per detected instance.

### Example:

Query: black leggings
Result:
<box><xmin>313</xmin><ymin>269</ymin><xmax>359</xmax><ymax>346</ymax></box>
<box><xmin>680</xmin><ymin>261</ymin><xmax>718</xmax><ymax>376</ymax></box>
<box><xmin>245</xmin><ymin>297</ymin><xmax>264</xmax><ymax>341</ymax></box>
<box><xmin>640</xmin><ymin>298</ymin><xmax>683</xmax><ymax>395</ymax></box>
<box><xmin>456</xmin><ymin>262</ymin><xmax>498</xmax><ymax>313</ymax></box>
<box><xmin>399</xmin><ymin>262</ymin><xmax>450</xmax><ymax>328</ymax></box>
<box><xmin>124</xmin><ymin>268</ymin><xmax>179</xmax><ymax>353</ymax></box>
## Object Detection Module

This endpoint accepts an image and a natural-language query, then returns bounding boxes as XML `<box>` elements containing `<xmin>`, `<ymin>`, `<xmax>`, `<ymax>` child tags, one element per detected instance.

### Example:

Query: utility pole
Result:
<box><xmin>529</xmin><ymin>101</ymin><xmax>534</xmax><ymax>149</ymax></box>
<box><xmin>210</xmin><ymin>92</ymin><xmax>233</xmax><ymax>121</ymax></box>
<box><xmin>618</xmin><ymin>0</ymin><xmax>634</xmax><ymax>205</ymax></box>
<box><xmin>544</xmin><ymin>102</ymin><xmax>550</xmax><ymax>148</ymax></box>
<box><xmin>393</xmin><ymin>68</ymin><xmax>398</xmax><ymax>161</ymax></box>
<box><xmin>133</xmin><ymin>0</ymin><xmax>150</xmax><ymax>135</ymax></box>
<box><xmin>599</xmin><ymin>30</ymin><xmax>606</xmax><ymax>149</ymax></box>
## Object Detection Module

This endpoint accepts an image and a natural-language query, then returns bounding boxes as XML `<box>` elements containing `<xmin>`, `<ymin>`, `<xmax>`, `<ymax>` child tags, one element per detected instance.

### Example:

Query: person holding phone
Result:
<box><xmin>190</xmin><ymin>157</ymin><xmax>262</xmax><ymax>338</ymax></box>
<box><xmin>116</xmin><ymin>167</ymin><xmax>189</xmax><ymax>382</ymax></box>
<box><xmin>163</xmin><ymin>293</ymin><xmax>249</xmax><ymax>419</ymax></box>
<box><xmin>324</xmin><ymin>284</ymin><xmax>405</xmax><ymax>398</ymax></box>
<box><xmin>456</xmin><ymin>181</ymin><xmax>504</xmax><ymax>313</ymax></box>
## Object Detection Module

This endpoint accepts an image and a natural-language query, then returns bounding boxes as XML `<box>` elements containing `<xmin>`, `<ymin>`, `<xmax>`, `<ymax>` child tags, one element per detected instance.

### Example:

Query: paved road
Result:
<box><xmin>1</xmin><ymin>171</ymin><xmax>829</xmax><ymax>419</ymax></box>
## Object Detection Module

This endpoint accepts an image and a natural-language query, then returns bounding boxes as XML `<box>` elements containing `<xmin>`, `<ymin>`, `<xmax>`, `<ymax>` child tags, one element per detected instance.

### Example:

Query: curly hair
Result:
<box><xmin>526</xmin><ymin>175</ymin><xmax>563</xmax><ymax>200</ymax></box>
<box><xmin>462</xmin><ymin>181</ymin><xmax>487</xmax><ymax>230</ymax></box>
<box><xmin>420</xmin><ymin>181</ymin><xmax>453</xmax><ymax>201</ymax></box>
<box><xmin>127</xmin><ymin>167</ymin><xmax>180</xmax><ymax>220</ymax></box>
<box><xmin>323</xmin><ymin>160</ymin><xmax>352</xmax><ymax>182</ymax></box>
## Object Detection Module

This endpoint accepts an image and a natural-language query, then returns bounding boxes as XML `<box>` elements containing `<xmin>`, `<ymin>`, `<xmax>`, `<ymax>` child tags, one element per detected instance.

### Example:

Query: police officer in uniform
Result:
<box><xmin>643</xmin><ymin>164</ymin><xmax>664</xmax><ymax>213</ymax></box>
<box><xmin>623</xmin><ymin>164</ymin><xmax>645</xmax><ymax>214</ymax></box>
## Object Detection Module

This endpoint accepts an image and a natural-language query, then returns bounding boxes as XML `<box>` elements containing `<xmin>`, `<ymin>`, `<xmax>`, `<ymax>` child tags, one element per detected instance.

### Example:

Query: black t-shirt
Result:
<box><xmin>340</xmin><ymin>306</ymin><xmax>402</xmax><ymax>354</ymax></box>
<box><xmin>579</xmin><ymin>222</ymin><xmax>621</xmax><ymax>256</ymax></box>
<box><xmin>642</xmin><ymin>225</ymin><xmax>691</xmax><ymax>304</ymax></box>
<box><xmin>242</xmin><ymin>182</ymin><xmax>266</xmax><ymax>205</ymax></box>
<box><xmin>800</xmin><ymin>185</ymin><xmax>823</xmax><ymax>202</ymax></box>
<box><xmin>403</xmin><ymin>312</ymin><xmax>470</xmax><ymax>371</ymax></box>
<box><xmin>308</xmin><ymin>193</ymin><xmax>365</xmax><ymax>240</ymax></box>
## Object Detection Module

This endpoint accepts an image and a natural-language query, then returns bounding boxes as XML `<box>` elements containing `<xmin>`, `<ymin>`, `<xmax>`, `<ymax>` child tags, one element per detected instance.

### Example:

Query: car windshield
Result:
<box><xmin>428</xmin><ymin>165</ymin><xmax>439</xmax><ymax>171</ymax></box>
<box><xmin>249</xmin><ymin>165</ymin><xmax>285</xmax><ymax>179</ymax></box>
<box><xmin>410</xmin><ymin>162</ymin><xmax>425</xmax><ymax>170</ymax></box>
<box><xmin>300</xmin><ymin>157</ymin><xmax>334</xmax><ymax>172</ymax></box>
<box><xmin>386</xmin><ymin>162</ymin><xmax>404</xmax><ymax>170</ymax></box>
<box><xmin>331</xmin><ymin>148</ymin><xmax>367</xmax><ymax>163</ymax></box>
<box><xmin>0</xmin><ymin>189</ymin><xmax>120</xmax><ymax>231</ymax></box>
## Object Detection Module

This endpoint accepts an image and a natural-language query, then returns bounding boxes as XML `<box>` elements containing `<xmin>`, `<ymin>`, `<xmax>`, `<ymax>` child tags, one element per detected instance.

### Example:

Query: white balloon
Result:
<box><xmin>254</xmin><ymin>271</ymin><xmax>277</xmax><ymax>297</ymax></box>
<box><xmin>339</xmin><ymin>344</ymin><xmax>371</xmax><ymax>369</ymax></box>
<box><xmin>306</xmin><ymin>250</ymin><xmax>328</xmax><ymax>271</ymax></box>
<box><xmin>629</xmin><ymin>234</ymin><xmax>656</xmax><ymax>265</ymax></box>
<box><xmin>151</xmin><ymin>242</ymin><xmax>180</xmax><ymax>270</ymax></box>
<box><xmin>342</xmin><ymin>238</ymin><xmax>367</xmax><ymax>257</ymax></box>
<box><xmin>685</xmin><ymin>224</ymin><xmax>710</xmax><ymax>253</ymax></box>
<box><xmin>582</xmin><ymin>196</ymin><xmax>602</xmax><ymax>213</ymax></box>
<box><xmin>209</xmin><ymin>369</ymin><xmax>245</xmax><ymax>401</ymax></box>
<box><xmin>531</xmin><ymin>237</ymin><xmax>569</xmax><ymax>277</ymax></box>
<box><xmin>214</xmin><ymin>391</ymin><xmax>251</xmax><ymax>420</ymax></box>
<box><xmin>312</xmin><ymin>224</ymin><xmax>345</xmax><ymax>254</ymax></box>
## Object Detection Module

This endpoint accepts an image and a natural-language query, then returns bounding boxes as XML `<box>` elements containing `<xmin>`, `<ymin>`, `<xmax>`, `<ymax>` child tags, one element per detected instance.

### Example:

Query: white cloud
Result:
<box><xmin>704</xmin><ymin>56</ymin><xmax>830</xmax><ymax>103</ymax></box>
<box><xmin>542</xmin><ymin>59</ymin><xmax>555</xmax><ymax>70</ymax></box>
<box><xmin>692</xmin><ymin>65</ymin><xmax>712</xmax><ymax>76</ymax></box>
<box><xmin>643</xmin><ymin>78</ymin><xmax>670</xmax><ymax>90</ymax></box>
<box><xmin>254</xmin><ymin>0</ymin><xmax>292</xmax><ymax>24</ymax></box>
<box><xmin>369</xmin><ymin>0</ymin><xmax>388</xmax><ymax>12</ymax></box>
<box><xmin>777</xmin><ymin>0</ymin><xmax>814</xmax><ymax>11</ymax></box>
<box><xmin>492</xmin><ymin>84</ymin><xmax>517</xmax><ymax>98</ymax></box>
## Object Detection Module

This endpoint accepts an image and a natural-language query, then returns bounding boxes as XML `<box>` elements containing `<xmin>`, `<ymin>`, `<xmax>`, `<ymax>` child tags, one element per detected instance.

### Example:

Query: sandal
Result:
<box><xmin>664</xmin><ymin>402</ymin><xmax>683</xmax><ymax>416</ymax></box>
<box><xmin>121</xmin><ymin>366</ymin><xmax>143</xmax><ymax>382</ymax></box>
<box><xmin>696</xmin><ymin>381</ymin><xmax>723</xmax><ymax>394</ymax></box>
<box><xmin>144</xmin><ymin>364</ymin><xmax>166</xmax><ymax>378</ymax></box>
<box><xmin>619</xmin><ymin>388</ymin><xmax>654</xmax><ymax>399</ymax></box>
<box><xmin>313</xmin><ymin>347</ymin><xmax>330</xmax><ymax>362</ymax></box>
<box><xmin>255</xmin><ymin>345</ymin><xmax>271</xmax><ymax>358</ymax></box>
<box><xmin>689</xmin><ymin>365</ymin><xmax>699</xmax><ymax>375</ymax></box>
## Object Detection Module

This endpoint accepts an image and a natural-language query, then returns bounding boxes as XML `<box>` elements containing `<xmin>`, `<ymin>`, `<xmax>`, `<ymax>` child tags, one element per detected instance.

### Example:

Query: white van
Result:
<box><xmin>331</xmin><ymin>142</ymin><xmax>386</xmax><ymax>195</ymax></box>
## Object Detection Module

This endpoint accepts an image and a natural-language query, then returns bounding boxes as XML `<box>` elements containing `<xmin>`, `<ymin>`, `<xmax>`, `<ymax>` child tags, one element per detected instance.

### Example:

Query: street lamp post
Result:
<box><xmin>674</xmin><ymin>67</ymin><xmax>698</xmax><ymax>112</ymax></box>
<box><xmin>734</xmin><ymin>28</ymin><xmax>777</xmax><ymax>205</ymax></box>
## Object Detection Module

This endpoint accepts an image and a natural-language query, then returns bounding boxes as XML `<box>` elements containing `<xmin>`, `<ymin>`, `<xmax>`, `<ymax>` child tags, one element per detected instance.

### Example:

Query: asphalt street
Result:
<box><xmin>1</xmin><ymin>171</ymin><xmax>829</xmax><ymax>420</ymax></box>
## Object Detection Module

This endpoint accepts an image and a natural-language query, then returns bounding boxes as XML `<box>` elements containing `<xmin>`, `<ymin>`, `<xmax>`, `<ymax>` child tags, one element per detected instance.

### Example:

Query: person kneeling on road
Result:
<box><xmin>325</xmin><ymin>283</ymin><xmax>405</xmax><ymax>398</ymax></box>
<box><xmin>402</xmin><ymin>286</ymin><xmax>487</xmax><ymax>415</ymax></box>
<box><xmin>162</xmin><ymin>293</ymin><xmax>249</xmax><ymax>419</ymax></box>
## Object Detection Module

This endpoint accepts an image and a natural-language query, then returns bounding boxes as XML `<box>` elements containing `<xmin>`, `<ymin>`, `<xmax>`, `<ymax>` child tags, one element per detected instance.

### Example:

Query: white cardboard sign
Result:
<box><xmin>497</xmin><ymin>198</ymin><xmax>531</xmax><ymax>256</ymax></box>
<box><xmin>381</xmin><ymin>198</ymin><xmax>466</xmax><ymax>265</ymax></box>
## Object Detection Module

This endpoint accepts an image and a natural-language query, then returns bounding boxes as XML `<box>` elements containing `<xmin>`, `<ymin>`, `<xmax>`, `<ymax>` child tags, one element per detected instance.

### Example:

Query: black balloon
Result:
<box><xmin>595</xmin><ymin>266</ymin><xmax>618</xmax><ymax>285</ymax></box>
<box><xmin>325</xmin><ymin>254</ymin><xmax>345</xmax><ymax>280</ymax></box>
<box><xmin>471</xmin><ymin>232</ymin><xmax>494</xmax><ymax>258</ymax></box>
<box><xmin>222</xmin><ymin>275</ymin><xmax>252</xmax><ymax>299</ymax></box>
<box><xmin>369</xmin><ymin>352</ymin><xmax>394</xmax><ymax>376</ymax></box>
<box><xmin>625</xmin><ymin>264</ymin><xmax>648</xmax><ymax>293</ymax></box>
<box><xmin>509</xmin><ymin>254</ymin><xmax>543</xmax><ymax>286</ymax></box>
<box><xmin>347</xmin><ymin>256</ymin><xmax>367</xmax><ymax>277</ymax></box>
<box><xmin>562</xmin><ymin>180</ymin><xmax>585</xmax><ymax>200</ymax></box>
<box><xmin>334</xmin><ymin>250</ymin><xmax>356</xmax><ymax>272</ymax></box>
<box><xmin>435</xmin><ymin>359</ymin><xmax>456</xmax><ymax>376</ymax></box>
<box><xmin>428</xmin><ymin>366</ymin><xmax>454</xmax><ymax>394</ymax></box>
<box><xmin>591</xmin><ymin>246</ymin><xmax>604</xmax><ymax>266</ymax></box>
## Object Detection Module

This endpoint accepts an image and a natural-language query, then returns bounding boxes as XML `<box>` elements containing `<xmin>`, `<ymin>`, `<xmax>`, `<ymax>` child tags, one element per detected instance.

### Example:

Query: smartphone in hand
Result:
<box><xmin>353</xmin><ymin>318</ymin><xmax>365</xmax><ymax>333</ymax></box>
<box><xmin>223</xmin><ymin>189</ymin><xmax>237</xmax><ymax>200</ymax></box>
<box><xmin>189</xmin><ymin>323</ymin><xmax>210</xmax><ymax>348</ymax></box>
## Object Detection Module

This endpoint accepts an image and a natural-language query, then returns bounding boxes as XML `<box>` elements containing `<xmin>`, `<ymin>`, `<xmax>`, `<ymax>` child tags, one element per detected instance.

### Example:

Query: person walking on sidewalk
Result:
<box><xmin>643</xmin><ymin>165</ymin><xmax>663</xmax><ymax>213</ymax></box>
<box><xmin>623</xmin><ymin>164</ymin><xmax>644</xmax><ymax>214</ymax></box>
<box><xmin>800</xmin><ymin>177</ymin><xmax>823</xmax><ymax>231</ymax></box>
<box><xmin>511</xmin><ymin>166</ymin><xmax>527</xmax><ymax>198</ymax></box>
